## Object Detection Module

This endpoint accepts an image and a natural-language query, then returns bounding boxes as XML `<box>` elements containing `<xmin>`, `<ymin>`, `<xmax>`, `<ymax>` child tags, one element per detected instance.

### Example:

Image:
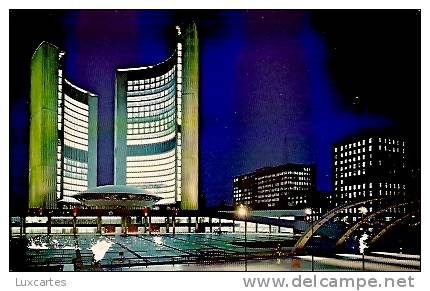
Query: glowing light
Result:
<box><xmin>358</xmin><ymin>206</ymin><xmax>368</xmax><ymax>215</ymax></box>
<box><xmin>154</xmin><ymin>236</ymin><xmax>163</xmax><ymax>245</ymax></box>
<box><xmin>237</xmin><ymin>204</ymin><xmax>249</xmax><ymax>218</ymax></box>
<box><xmin>359</xmin><ymin>232</ymin><xmax>369</xmax><ymax>254</ymax></box>
<box><xmin>90</xmin><ymin>239</ymin><xmax>113</xmax><ymax>262</ymax></box>
<box><xmin>28</xmin><ymin>241</ymin><xmax>48</xmax><ymax>250</ymax></box>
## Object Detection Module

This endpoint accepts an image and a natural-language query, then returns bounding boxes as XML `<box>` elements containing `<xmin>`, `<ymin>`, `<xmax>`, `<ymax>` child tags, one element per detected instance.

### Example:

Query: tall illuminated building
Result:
<box><xmin>114</xmin><ymin>23</ymin><xmax>199</xmax><ymax>210</ymax></box>
<box><xmin>332</xmin><ymin>134</ymin><xmax>407</xmax><ymax>222</ymax></box>
<box><xmin>29</xmin><ymin>42</ymin><xmax>98</xmax><ymax>209</ymax></box>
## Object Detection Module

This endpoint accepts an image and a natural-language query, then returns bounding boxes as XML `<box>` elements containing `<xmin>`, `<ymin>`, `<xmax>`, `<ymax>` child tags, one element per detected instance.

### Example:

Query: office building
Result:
<box><xmin>332</xmin><ymin>135</ymin><xmax>407</xmax><ymax>222</ymax></box>
<box><xmin>29</xmin><ymin>42</ymin><xmax>98</xmax><ymax>209</ymax></box>
<box><xmin>114</xmin><ymin>23</ymin><xmax>199</xmax><ymax>210</ymax></box>
<box><xmin>233</xmin><ymin>163</ymin><xmax>315</xmax><ymax>210</ymax></box>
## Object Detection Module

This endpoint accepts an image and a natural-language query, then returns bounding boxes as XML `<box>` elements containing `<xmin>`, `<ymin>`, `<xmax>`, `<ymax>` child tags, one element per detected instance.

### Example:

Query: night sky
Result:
<box><xmin>10</xmin><ymin>10</ymin><xmax>420</xmax><ymax>213</ymax></box>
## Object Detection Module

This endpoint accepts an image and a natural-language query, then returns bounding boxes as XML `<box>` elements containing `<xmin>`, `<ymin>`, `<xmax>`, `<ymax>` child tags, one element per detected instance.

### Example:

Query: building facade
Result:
<box><xmin>29</xmin><ymin>42</ymin><xmax>98</xmax><ymax>209</ymax></box>
<box><xmin>233</xmin><ymin>164</ymin><xmax>315</xmax><ymax>210</ymax></box>
<box><xmin>114</xmin><ymin>23</ymin><xmax>199</xmax><ymax>210</ymax></box>
<box><xmin>332</xmin><ymin>135</ymin><xmax>408</xmax><ymax>222</ymax></box>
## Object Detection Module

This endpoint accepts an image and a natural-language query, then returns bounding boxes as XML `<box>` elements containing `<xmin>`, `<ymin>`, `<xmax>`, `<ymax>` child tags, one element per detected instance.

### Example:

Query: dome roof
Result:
<box><xmin>74</xmin><ymin>185</ymin><xmax>162</xmax><ymax>209</ymax></box>
<box><xmin>58</xmin><ymin>196</ymin><xmax>81</xmax><ymax>204</ymax></box>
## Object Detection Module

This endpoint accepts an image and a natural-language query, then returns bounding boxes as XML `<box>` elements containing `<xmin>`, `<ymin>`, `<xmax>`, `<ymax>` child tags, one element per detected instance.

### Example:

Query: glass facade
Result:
<box><xmin>60</xmin><ymin>80</ymin><xmax>98</xmax><ymax>198</ymax></box>
<box><xmin>116</xmin><ymin>62</ymin><xmax>178</xmax><ymax>205</ymax></box>
<box><xmin>115</xmin><ymin>23</ymin><xmax>199</xmax><ymax>209</ymax></box>
<box><xmin>63</xmin><ymin>84</ymin><xmax>89</xmax><ymax>196</ymax></box>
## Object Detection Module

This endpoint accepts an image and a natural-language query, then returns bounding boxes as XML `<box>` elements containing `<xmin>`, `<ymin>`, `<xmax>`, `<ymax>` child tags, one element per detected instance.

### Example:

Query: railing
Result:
<box><xmin>98</xmin><ymin>248</ymin><xmax>288</xmax><ymax>270</ymax></box>
<box><xmin>25</xmin><ymin>246</ymin><xmax>292</xmax><ymax>270</ymax></box>
<box><xmin>101</xmin><ymin>254</ymin><xmax>199</xmax><ymax>270</ymax></box>
<box><xmin>25</xmin><ymin>249</ymin><xmax>77</xmax><ymax>266</ymax></box>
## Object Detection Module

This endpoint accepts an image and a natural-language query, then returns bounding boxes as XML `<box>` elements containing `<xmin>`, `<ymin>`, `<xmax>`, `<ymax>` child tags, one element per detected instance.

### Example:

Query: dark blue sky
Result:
<box><xmin>10</xmin><ymin>10</ymin><xmax>420</xmax><ymax>211</ymax></box>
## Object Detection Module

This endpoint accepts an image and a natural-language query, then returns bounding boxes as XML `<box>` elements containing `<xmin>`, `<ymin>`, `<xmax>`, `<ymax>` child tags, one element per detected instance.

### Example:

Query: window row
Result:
<box><xmin>378</xmin><ymin>145</ymin><xmax>403</xmax><ymax>153</ymax></box>
<box><xmin>127</xmin><ymin>99</ymin><xmax>175</xmax><ymax>116</ymax></box>
<box><xmin>62</xmin><ymin>183</ymin><xmax>87</xmax><ymax>193</ymax></box>
<box><xmin>64</xmin><ymin>128</ymin><xmax>88</xmax><ymax>145</ymax></box>
<box><xmin>335</xmin><ymin>139</ymin><xmax>370</xmax><ymax>152</ymax></box>
<box><xmin>257</xmin><ymin>177</ymin><xmax>312</xmax><ymax>185</ymax></box>
<box><xmin>127</xmin><ymin>112</ymin><xmax>175</xmax><ymax>126</ymax></box>
<box><xmin>64</xmin><ymin>95</ymin><xmax>89</xmax><ymax>112</ymax></box>
<box><xmin>125</xmin><ymin>173</ymin><xmax>176</xmax><ymax>184</ymax></box>
<box><xmin>63</xmin><ymin>176</ymin><xmax>88</xmax><ymax>187</ymax></box>
<box><xmin>339</xmin><ymin>148</ymin><xmax>368</xmax><ymax>158</ymax></box>
<box><xmin>64</xmin><ymin>114</ymin><xmax>89</xmax><ymax>132</ymax></box>
<box><xmin>64</xmin><ymin>157</ymin><xmax>88</xmax><ymax>169</ymax></box>
<box><xmin>126</xmin><ymin>130</ymin><xmax>176</xmax><ymax>145</ymax></box>
<box><xmin>64</xmin><ymin>164</ymin><xmax>88</xmax><ymax>175</ymax></box>
<box><xmin>127</xmin><ymin>103</ymin><xmax>175</xmax><ymax>120</ymax></box>
<box><xmin>127</xmin><ymin>88</ymin><xmax>175</xmax><ymax>107</ymax></box>
<box><xmin>127</xmin><ymin>68</ymin><xmax>175</xmax><ymax>86</ymax></box>
<box><xmin>127</xmin><ymin>75</ymin><xmax>175</xmax><ymax>92</ymax></box>
<box><xmin>257</xmin><ymin>185</ymin><xmax>311</xmax><ymax>192</ymax></box>
<box><xmin>63</xmin><ymin>122</ymin><xmax>88</xmax><ymax>140</ymax></box>
<box><xmin>126</xmin><ymin>154</ymin><xmax>176</xmax><ymax>167</ymax></box>
<box><xmin>64</xmin><ymin>139</ymin><xmax>88</xmax><ymax>151</ymax></box>
<box><xmin>127</xmin><ymin>115</ymin><xmax>176</xmax><ymax>129</ymax></box>
<box><xmin>256</xmin><ymin>171</ymin><xmax>310</xmax><ymax>180</ymax></box>
<box><xmin>337</xmin><ymin>170</ymin><xmax>366</xmax><ymax>178</ymax></box>
<box><xmin>64</xmin><ymin>98</ymin><xmax>89</xmax><ymax>119</ymax></box>
<box><xmin>126</xmin><ymin>150</ymin><xmax>175</xmax><ymax>161</ymax></box>
<box><xmin>127</xmin><ymin>122</ymin><xmax>175</xmax><ymax>136</ymax></box>
<box><xmin>127</xmin><ymin>125</ymin><xmax>174</xmax><ymax>135</ymax></box>
<box><xmin>126</xmin><ymin>162</ymin><xmax>176</xmax><ymax>173</ymax></box>
<box><xmin>377</xmin><ymin>137</ymin><xmax>404</xmax><ymax>146</ymax></box>
<box><xmin>257</xmin><ymin>180</ymin><xmax>312</xmax><ymax>189</ymax></box>
<box><xmin>63</xmin><ymin>171</ymin><xmax>87</xmax><ymax>181</ymax></box>
<box><xmin>126</xmin><ymin>167</ymin><xmax>176</xmax><ymax>178</ymax></box>
<box><xmin>65</xmin><ymin>132</ymin><xmax>88</xmax><ymax>147</ymax></box>
<box><xmin>126</xmin><ymin>82</ymin><xmax>176</xmax><ymax>97</ymax></box>
<box><xmin>335</xmin><ymin>154</ymin><xmax>371</xmax><ymax>165</ymax></box>
<box><xmin>63</xmin><ymin>107</ymin><xmax>88</xmax><ymax>128</ymax></box>
<box><xmin>337</xmin><ymin>162</ymin><xmax>367</xmax><ymax>172</ymax></box>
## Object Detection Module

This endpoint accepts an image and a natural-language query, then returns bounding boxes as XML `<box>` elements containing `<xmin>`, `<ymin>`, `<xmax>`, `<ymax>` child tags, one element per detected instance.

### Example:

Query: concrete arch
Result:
<box><xmin>369</xmin><ymin>210</ymin><xmax>419</xmax><ymax>246</ymax></box>
<box><xmin>291</xmin><ymin>198</ymin><xmax>385</xmax><ymax>254</ymax></box>
<box><xmin>335</xmin><ymin>201</ymin><xmax>412</xmax><ymax>248</ymax></box>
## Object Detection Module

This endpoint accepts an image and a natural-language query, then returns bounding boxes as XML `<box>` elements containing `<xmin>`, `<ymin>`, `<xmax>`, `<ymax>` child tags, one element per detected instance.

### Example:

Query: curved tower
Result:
<box><xmin>115</xmin><ymin>23</ymin><xmax>199</xmax><ymax>209</ymax></box>
<box><xmin>29</xmin><ymin>42</ymin><xmax>98</xmax><ymax>209</ymax></box>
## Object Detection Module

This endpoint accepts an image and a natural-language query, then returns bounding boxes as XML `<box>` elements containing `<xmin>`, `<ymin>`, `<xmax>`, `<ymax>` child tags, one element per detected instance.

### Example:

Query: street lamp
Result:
<box><xmin>172</xmin><ymin>207</ymin><xmax>178</xmax><ymax>235</ymax></box>
<box><xmin>72</xmin><ymin>207</ymin><xmax>78</xmax><ymax>236</ymax></box>
<box><xmin>143</xmin><ymin>207</ymin><xmax>149</xmax><ymax>234</ymax></box>
<box><xmin>304</xmin><ymin>208</ymin><xmax>314</xmax><ymax>271</ymax></box>
<box><xmin>237</xmin><ymin>204</ymin><xmax>249</xmax><ymax>271</ymax></box>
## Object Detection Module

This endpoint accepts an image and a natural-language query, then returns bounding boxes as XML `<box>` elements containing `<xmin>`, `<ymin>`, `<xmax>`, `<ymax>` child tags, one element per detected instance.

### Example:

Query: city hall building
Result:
<box><xmin>114</xmin><ymin>23</ymin><xmax>199</xmax><ymax>210</ymax></box>
<box><xmin>29</xmin><ymin>42</ymin><xmax>98</xmax><ymax>209</ymax></box>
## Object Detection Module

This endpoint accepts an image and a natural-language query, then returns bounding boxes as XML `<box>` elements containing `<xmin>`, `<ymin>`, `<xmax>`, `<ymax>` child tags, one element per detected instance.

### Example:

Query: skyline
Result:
<box><xmin>10</xmin><ymin>10</ymin><xmax>420</xmax><ymax>212</ymax></box>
